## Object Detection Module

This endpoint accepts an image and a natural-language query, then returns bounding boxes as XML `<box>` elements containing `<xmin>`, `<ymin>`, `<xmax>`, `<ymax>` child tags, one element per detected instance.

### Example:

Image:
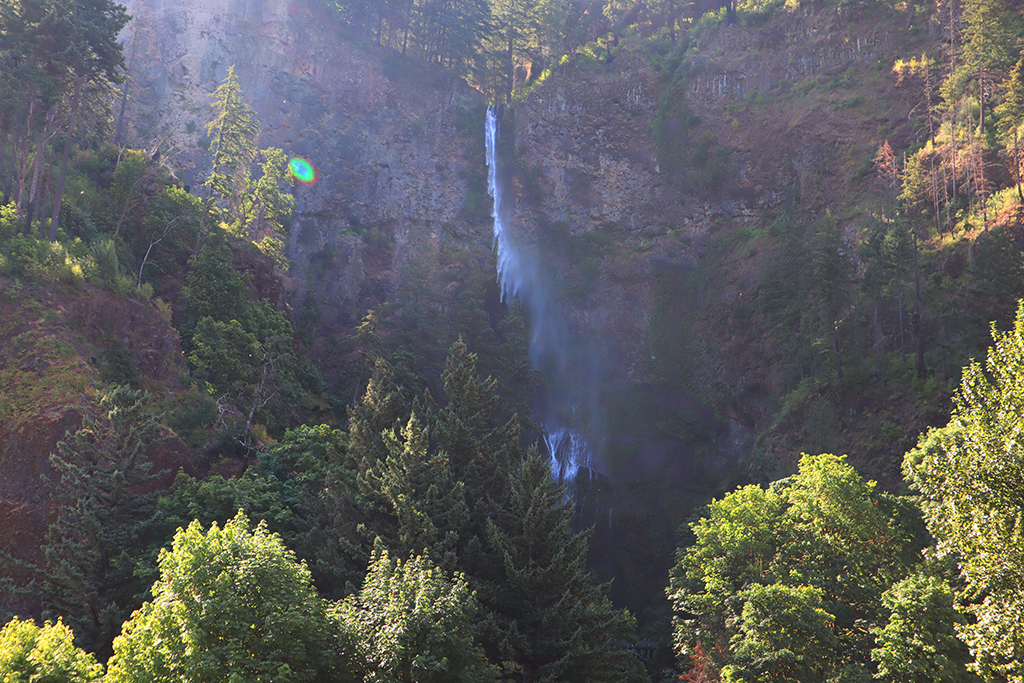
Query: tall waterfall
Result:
<box><xmin>485</xmin><ymin>105</ymin><xmax>594</xmax><ymax>484</ymax></box>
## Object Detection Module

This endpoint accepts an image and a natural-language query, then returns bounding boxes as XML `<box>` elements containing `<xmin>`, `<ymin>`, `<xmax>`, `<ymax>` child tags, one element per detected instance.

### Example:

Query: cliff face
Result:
<box><xmin>0</xmin><ymin>281</ymin><xmax>193</xmax><ymax>580</ymax></box>
<box><xmin>118</xmin><ymin>0</ymin><xmax>491</xmax><ymax>362</ymax></box>
<box><xmin>116</xmin><ymin>0</ymin><xmax>923</xmax><ymax>471</ymax></box>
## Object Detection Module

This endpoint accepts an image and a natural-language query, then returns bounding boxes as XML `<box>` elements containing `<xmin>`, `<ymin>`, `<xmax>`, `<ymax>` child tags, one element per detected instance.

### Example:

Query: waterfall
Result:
<box><xmin>485</xmin><ymin>107</ymin><xmax>522</xmax><ymax>302</ymax></box>
<box><xmin>485</xmin><ymin>105</ymin><xmax>593</xmax><ymax>485</ymax></box>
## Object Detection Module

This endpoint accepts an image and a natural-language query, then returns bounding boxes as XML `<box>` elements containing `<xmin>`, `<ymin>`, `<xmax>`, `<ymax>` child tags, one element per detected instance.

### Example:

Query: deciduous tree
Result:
<box><xmin>106</xmin><ymin>513</ymin><xmax>356</xmax><ymax>682</ymax></box>
<box><xmin>904</xmin><ymin>302</ymin><xmax>1024</xmax><ymax>682</ymax></box>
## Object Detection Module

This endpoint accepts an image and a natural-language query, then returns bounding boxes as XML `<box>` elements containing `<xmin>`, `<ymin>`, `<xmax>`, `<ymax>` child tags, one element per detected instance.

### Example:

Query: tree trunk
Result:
<box><xmin>833</xmin><ymin>323</ymin><xmax>843</xmax><ymax>379</ymax></box>
<box><xmin>898</xmin><ymin>287</ymin><xmax>905</xmax><ymax>362</ymax></box>
<box><xmin>2</xmin><ymin>133</ymin><xmax>12</xmax><ymax>205</ymax></box>
<box><xmin>51</xmin><ymin>82</ymin><xmax>83</xmax><ymax>242</ymax></box>
<box><xmin>0</xmin><ymin>130</ymin><xmax>8</xmax><ymax>205</ymax></box>
<box><xmin>1016</xmin><ymin>129</ymin><xmax>1023</xmax><ymax>202</ymax></box>
<box><xmin>506</xmin><ymin>22</ymin><xmax>514</xmax><ymax>105</ymax></box>
<box><xmin>24</xmin><ymin>126</ymin><xmax>47</xmax><ymax>236</ymax></box>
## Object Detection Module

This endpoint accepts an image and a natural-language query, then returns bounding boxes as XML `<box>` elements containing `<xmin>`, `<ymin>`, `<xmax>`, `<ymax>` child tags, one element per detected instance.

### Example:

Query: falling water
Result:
<box><xmin>485</xmin><ymin>105</ymin><xmax>594</xmax><ymax>485</ymax></box>
<box><xmin>485</xmin><ymin>106</ymin><xmax>522</xmax><ymax>302</ymax></box>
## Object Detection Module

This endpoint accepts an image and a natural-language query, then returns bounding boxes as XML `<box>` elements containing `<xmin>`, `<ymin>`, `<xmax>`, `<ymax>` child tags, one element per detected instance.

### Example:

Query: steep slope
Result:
<box><xmin>0</xmin><ymin>280</ymin><xmax>194</xmax><ymax>587</ymax></box>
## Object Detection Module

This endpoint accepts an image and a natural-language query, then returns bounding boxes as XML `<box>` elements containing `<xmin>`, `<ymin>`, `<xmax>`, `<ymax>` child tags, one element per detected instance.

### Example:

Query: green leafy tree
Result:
<box><xmin>670</xmin><ymin>454</ymin><xmax>927</xmax><ymax>681</ymax></box>
<box><xmin>870</xmin><ymin>572</ymin><xmax>978</xmax><ymax>683</ymax></box>
<box><xmin>904</xmin><ymin>302</ymin><xmax>1024</xmax><ymax>682</ymax></box>
<box><xmin>154</xmin><ymin>424</ymin><xmax>365</xmax><ymax>599</ymax></box>
<box><xmin>337</xmin><ymin>549</ymin><xmax>496</xmax><ymax>683</ymax></box>
<box><xmin>40</xmin><ymin>386</ymin><xmax>167</xmax><ymax>657</ymax></box>
<box><xmin>181</xmin><ymin>232</ymin><xmax>319</xmax><ymax>434</ymax></box>
<box><xmin>721</xmin><ymin>584</ymin><xmax>837</xmax><ymax>683</ymax></box>
<box><xmin>106</xmin><ymin>513</ymin><xmax>356</xmax><ymax>682</ymax></box>
<box><xmin>0</xmin><ymin>616</ymin><xmax>103</xmax><ymax>682</ymax></box>
<box><xmin>1</xmin><ymin>0</ymin><xmax>128</xmax><ymax>237</ymax></box>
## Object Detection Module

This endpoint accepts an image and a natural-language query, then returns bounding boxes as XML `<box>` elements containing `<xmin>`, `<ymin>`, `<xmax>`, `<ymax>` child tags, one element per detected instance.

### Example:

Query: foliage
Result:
<box><xmin>40</xmin><ymin>386</ymin><xmax>168</xmax><ymax>657</ymax></box>
<box><xmin>203</xmin><ymin>68</ymin><xmax>294</xmax><ymax>244</ymax></box>
<box><xmin>870</xmin><ymin>571</ymin><xmax>978</xmax><ymax>683</ymax></box>
<box><xmin>721</xmin><ymin>583</ymin><xmax>837</xmax><ymax>683</ymax></box>
<box><xmin>904</xmin><ymin>302</ymin><xmax>1024</xmax><ymax>682</ymax></box>
<box><xmin>0</xmin><ymin>616</ymin><xmax>103</xmax><ymax>682</ymax></box>
<box><xmin>181</xmin><ymin>231</ymin><xmax>321</xmax><ymax>435</ymax></box>
<box><xmin>155</xmin><ymin>423</ymin><xmax>365</xmax><ymax>599</ymax></box>
<box><xmin>336</xmin><ymin>549</ymin><xmax>496</xmax><ymax>683</ymax></box>
<box><xmin>482</xmin><ymin>449</ymin><xmax>648</xmax><ymax>683</ymax></box>
<box><xmin>106</xmin><ymin>512</ymin><xmax>355</xmax><ymax>682</ymax></box>
<box><xmin>670</xmin><ymin>454</ymin><xmax>927</xmax><ymax>682</ymax></box>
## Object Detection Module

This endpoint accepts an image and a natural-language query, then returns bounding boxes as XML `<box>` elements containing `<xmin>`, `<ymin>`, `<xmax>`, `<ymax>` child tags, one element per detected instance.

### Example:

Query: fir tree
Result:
<box><xmin>359</xmin><ymin>411</ymin><xmax>470</xmax><ymax>573</ymax></box>
<box><xmin>347</xmin><ymin>358</ymin><xmax>409</xmax><ymax>474</ymax></box>
<box><xmin>40</xmin><ymin>386</ymin><xmax>168</xmax><ymax>657</ymax></box>
<box><xmin>481</xmin><ymin>450</ymin><xmax>647</xmax><ymax>683</ymax></box>
<box><xmin>204</xmin><ymin>65</ymin><xmax>259</xmax><ymax>229</ymax></box>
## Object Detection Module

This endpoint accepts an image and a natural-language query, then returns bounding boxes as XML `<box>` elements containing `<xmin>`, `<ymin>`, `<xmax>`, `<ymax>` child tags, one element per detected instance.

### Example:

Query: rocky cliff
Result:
<box><xmin>0</xmin><ymin>281</ymin><xmax>194</xmax><ymax>585</ymax></box>
<box><xmin>115</xmin><ymin>0</ymin><xmax>925</xmax><ymax>482</ymax></box>
<box><xmin>118</xmin><ymin>0</ymin><xmax>492</xmax><ymax>367</ymax></box>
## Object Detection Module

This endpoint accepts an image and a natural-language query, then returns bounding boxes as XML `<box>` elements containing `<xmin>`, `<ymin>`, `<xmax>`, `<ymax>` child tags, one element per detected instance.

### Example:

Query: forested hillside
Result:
<box><xmin>1</xmin><ymin>0</ymin><xmax>1024</xmax><ymax>679</ymax></box>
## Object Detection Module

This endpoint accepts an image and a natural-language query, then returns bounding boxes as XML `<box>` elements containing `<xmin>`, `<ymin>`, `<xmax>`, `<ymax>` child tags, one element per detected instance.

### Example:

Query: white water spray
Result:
<box><xmin>486</xmin><ymin>107</ymin><xmax>523</xmax><ymax>303</ymax></box>
<box><xmin>485</xmin><ymin>105</ymin><xmax>593</xmax><ymax>485</ymax></box>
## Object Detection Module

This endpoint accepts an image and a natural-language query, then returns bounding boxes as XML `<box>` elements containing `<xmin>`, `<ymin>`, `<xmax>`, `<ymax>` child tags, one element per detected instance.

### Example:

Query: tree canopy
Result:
<box><xmin>904</xmin><ymin>302</ymin><xmax>1024</xmax><ymax>683</ymax></box>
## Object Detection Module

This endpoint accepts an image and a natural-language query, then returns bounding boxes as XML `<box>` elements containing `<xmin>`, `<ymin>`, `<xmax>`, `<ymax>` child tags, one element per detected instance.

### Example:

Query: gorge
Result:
<box><xmin>3</xmin><ymin>0</ymin><xmax>1024</xmax><ymax>676</ymax></box>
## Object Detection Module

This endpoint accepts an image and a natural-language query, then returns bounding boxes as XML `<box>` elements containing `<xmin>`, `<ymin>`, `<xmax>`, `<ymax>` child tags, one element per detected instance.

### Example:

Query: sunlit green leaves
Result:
<box><xmin>904</xmin><ymin>302</ymin><xmax>1024</xmax><ymax>682</ymax></box>
<box><xmin>106</xmin><ymin>513</ymin><xmax>354</xmax><ymax>682</ymax></box>
<box><xmin>337</xmin><ymin>549</ymin><xmax>495</xmax><ymax>683</ymax></box>
<box><xmin>0</xmin><ymin>616</ymin><xmax>103</xmax><ymax>682</ymax></box>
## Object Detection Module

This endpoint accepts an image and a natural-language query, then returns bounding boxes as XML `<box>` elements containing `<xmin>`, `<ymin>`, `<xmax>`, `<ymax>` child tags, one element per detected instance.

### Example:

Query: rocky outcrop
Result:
<box><xmin>118</xmin><ymin>0</ymin><xmax>491</xmax><ymax>347</ymax></box>
<box><xmin>0</xmin><ymin>281</ymin><xmax>193</xmax><ymax>576</ymax></box>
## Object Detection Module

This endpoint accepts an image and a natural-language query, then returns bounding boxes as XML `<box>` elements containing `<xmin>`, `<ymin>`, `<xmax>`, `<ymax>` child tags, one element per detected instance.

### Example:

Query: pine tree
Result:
<box><xmin>40</xmin><ymin>386</ymin><xmax>168</xmax><ymax>657</ymax></box>
<box><xmin>359</xmin><ymin>411</ymin><xmax>470</xmax><ymax>573</ymax></box>
<box><xmin>346</xmin><ymin>357</ymin><xmax>409</xmax><ymax>474</ymax></box>
<box><xmin>481</xmin><ymin>450</ymin><xmax>648</xmax><ymax>683</ymax></box>
<box><xmin>204</xmin><ymin>65</ymin><xmax>260</xmax><ymax>230</ymax></box>
<box><xmin>995</xmin><ymin>58</ymin><xmax>1024</xmax><ymax>200</ymax></box>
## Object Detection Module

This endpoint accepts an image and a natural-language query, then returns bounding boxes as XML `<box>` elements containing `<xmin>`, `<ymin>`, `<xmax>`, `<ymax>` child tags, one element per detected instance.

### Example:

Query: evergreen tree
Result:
<box><xmin>486</xmin><ymin>0</ymin><xmax>542</xmax><ymax>102</ymax></box>
<box><xmin>961</xmin><ymin>0</ymin><xmax>1015</xmax><ymax>133</ymax></box>
<box><xmin>204</xmin><ymin>65</ymin><xmax>259</xmax><ymax>230</ymax></box>
<box><xmin>809</xmin><ymin>215</ymin><xmax>852</xmax><ymax>379</ymax></box>
<box><xmin>347</xmin><ymin>357</ymin><xmax>409</xmax><ymax>474</ymax></box>
<box><xmin>995</xmin><ymin>58</ymin><xmax>1024</xmax><ymax>200</ymax></box>
<box><xmin>359</xmin><ymin>411</ymin><xmax>470</xmax><ymax>573</ymax></box>
<box><xmin>41</xmin><ymin>386</ymin><xmax>168</xmax><ymax>657</ymax></box>
<box><xmin>481</xmin><ymin>450</ymin><xmax>648</xmax><ymax>683</ymax></box>
<box><xmin>180</xmin><ymin>230</ymin><xmax>251</xmax><ymax>340</ymax></box>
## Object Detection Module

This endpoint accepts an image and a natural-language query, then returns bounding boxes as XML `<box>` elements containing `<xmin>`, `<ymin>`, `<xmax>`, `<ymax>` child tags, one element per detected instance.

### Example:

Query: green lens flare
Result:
<box><xmin>289</xmin><ymin>157</ymin><xmax>317</xmax><ymax>185</ymax></box>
